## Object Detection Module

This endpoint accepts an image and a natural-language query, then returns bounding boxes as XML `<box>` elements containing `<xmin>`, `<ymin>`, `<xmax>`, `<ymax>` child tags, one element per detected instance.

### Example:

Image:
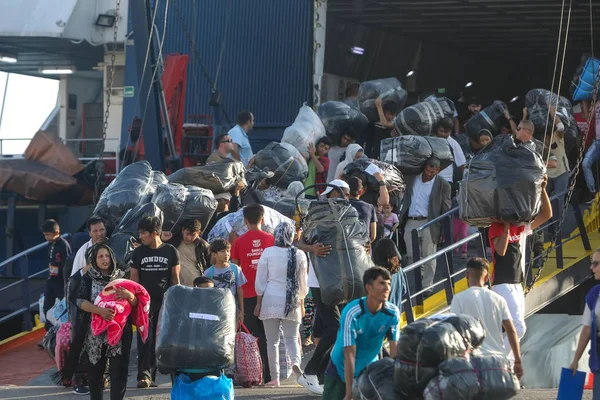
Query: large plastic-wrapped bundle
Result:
<box><xmin>151</xmin><ymin>183</ymin><xmax>217</xmax><ymax>234</ymax></box>
<box><xmin>464</xmin><ymin>101</ymin><xmax>507</xmax><ymax>139</ymax></box>
<box><xmin>458</xmin><ymin>135</ymin><xmax>545</xmax><ymax>227</ymax></box>
<box><xmin>416</xmin><ymin>322</ymin><xmax>468</xmax><ymax>366</ymax></box>
<box><xmin>571</xmin><ymin>56</ymin><xmax>600</xmax><ymax>102</ymax></box>
<box><xmin>303</xmin><ymin>200</ymin><xmax>373</xmax><ymax>306</ymax></box>
<box><xmin>358</xmin><ymin>78</ymin><xmax>408</xmax><ymax>122</ymax></box>
<box><xmin>156</xmin><ymin>285</ymin><xmax>236</xmax><ymax>373</ymax></box>
<box><xmin>471</xmin><ymin>354</ymin><xmax>520</xmax><ymax>399</ymax></box>
<box><xmin>110</xmin><ymin>203</ymin><xmax>164</xmax><ymax>270</ymax></box>
<box><xmin>318</xmin><ymin>101</ymin><xmax>370</xmax><ymax>144</ymax></box>
<box><xmin>253</xmin><ymin>142</ymin><xmax>308</xmax><ymax>189</ymax></box>
<box><xmin>380</xmin><ymin>135</ymin><xmax>454</xmax><ymax>175</ymax></box>
<box><xmin>343</xmin><ymin>158</ymin><xmax>406</xmax><ymax>195</ymax></box>
<box><xmin>352</xmin><ymin>358</ymin><xmax>398</xmax><ymax>400</ymax></box>
<box><xmin>423</xmin><ymin>357</ymin><xmax>480</xmax><ymax>400</ymax></box>
<box><xmin>394</xmin><ymin>97</ymin><xmax>456</xmax><ymax>136</ymax></box>
<box><xmin>167</xmin><ymin>159</ymin><xmax>246</xmax><ymax>194</ymax></box>
<box><xmin>282</xmin><ymin>104</ymin><xmax>327</xmax><ymax>157</ymax></box>
<box><xmin>207</xmin><ymin>205</ymin><xmax>293</xmax><ymax>242</ymax></box>
<box><xmin>93</xmin><ymin>161</ymin><xmax>164</xmax><ymax>229</ymax></box>
<box><xmin>525</xmin><ymin>89</ymin><xmax>577</xmax><ymax>139</ymax></box>
<box><xmin>440</xmin><ymin>314</ymin><xmax>486</xmax><ymax>349</ymax></box>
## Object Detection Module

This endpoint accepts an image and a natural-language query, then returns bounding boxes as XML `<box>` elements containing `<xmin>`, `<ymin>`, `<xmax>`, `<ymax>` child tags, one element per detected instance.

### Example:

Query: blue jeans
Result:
<box><xmin>582</xmin><ymin>140</ymin><xmax>600</xmax><ymax>193</ymax></box>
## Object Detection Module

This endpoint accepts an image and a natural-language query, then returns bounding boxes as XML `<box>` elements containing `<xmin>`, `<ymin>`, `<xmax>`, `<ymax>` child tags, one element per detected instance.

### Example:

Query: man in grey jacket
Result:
<box><xmin>399</xmin><ymin>157</ymin><xmax>451</xmax><ymax>297</ymax></box>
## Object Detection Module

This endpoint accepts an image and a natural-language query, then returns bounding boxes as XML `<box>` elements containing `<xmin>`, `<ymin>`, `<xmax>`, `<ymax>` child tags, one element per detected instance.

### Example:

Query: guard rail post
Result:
<box><xmin>551</xmin><ymin>197</ymin><xmax>564</xmax><ymax>269</ymax></box>
<box><xmin>442</xmin><ymin>216</ymin><xmax>455</xmax><ymax>285</ymax></box>
<box><xmin>20</xmin><ymin>257</ymin><xmax>32</xmax><ymax>331</ymax></box>
<box><xmin>6</xmin><ymin>194</ymin><xmax>16</xmax><ymax>276</ymax></box>
<box><xmin>411</xmin><ymin>228</ymin><xmax>424</xmax><ymax>307</ymax></box>
<box><xmin>571</xmin><ymin>190</ymin><xmax>592</xmax><ymax>251</ymax></box>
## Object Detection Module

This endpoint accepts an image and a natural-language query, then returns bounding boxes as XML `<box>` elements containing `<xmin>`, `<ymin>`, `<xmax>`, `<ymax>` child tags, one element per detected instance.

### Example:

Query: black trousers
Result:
<box><xmin>43</xmin><ymin>278</ymin><xmax>64</xmax><ymax>331</ymax></box>
<box><xmin>243</xmin><ymin>296</ymin><xmax>270</xmax><ymax>383</ymax></box>
<box><xmin>88</xmin><ymin>327</ymin><xmax>132</xmax><ymax>400</ymax></box>
<box><xmin>137</xmin><ymin>299</ymin><xmax>161</xmax><ymax>382</ymax></box>
<box><xmin>304</xmin><ymin>288</ymin><xmax>341</xmax><ymax>383</ymax></box>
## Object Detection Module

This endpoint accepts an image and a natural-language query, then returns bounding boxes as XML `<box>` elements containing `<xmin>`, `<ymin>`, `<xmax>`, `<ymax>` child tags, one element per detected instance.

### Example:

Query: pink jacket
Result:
<box><xmin>91</xmin><ymin>279</ymin><xmax>150</xmax><ymax>346</ymax></box>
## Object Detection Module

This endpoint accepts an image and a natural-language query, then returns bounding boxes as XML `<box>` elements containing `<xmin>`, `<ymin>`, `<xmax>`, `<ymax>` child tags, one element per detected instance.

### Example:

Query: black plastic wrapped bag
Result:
<box><xmin>464</xmin><ymin>101</ymin><xmax>507</xmax><ymax>139</ymax></box>
<box><xmin>168</xmin><ymin>158</ymin><xmax>246</xmax><ymax>194</ymax></box>
<box><xmin>380</xmin><ymin>135</ymin><xmax>453</xmax><ymax>175</ymax></box>
<box><xmin>151</xmin><ymin>183</ymin><xmax>217</xmax><ymax>234</ymax></box>
<box><xmin>393</xmin><ymin>358</ymin><xmax>438</xmax><ymax>398</ymax></box>
<box><xmin>352</xmin><ymin>358</ymin><xmax>399</xmax><ymax>400</ymax></box>
<box><xmin>525</xmin><ymin>89</ymin><xmax>577</xmax><ymax>139</ymax></box>
<box><xmin>423</xmin><ymin>136</ymin><xmax>454</xmax><ymax>170</ymax></box>
<box><xmin>441</xmin><ymin>314</ymin><xmax>486</xmax><ymax>349</ymax></box>
<box><xmin>43</xmin><ymin>324</ymin><xmax>60</xmax><ymax>359</ymax></box>
<box><xmin>282</xmin><ymin>104</ymin><xmax>327</xmax><ymax>157</ymax></box>
<box><xmin>318</xmin><ymin>101</ymin><xmax>369</xmax><ymax>144</ymax></box>
<box><xmin>458</xmin><ymin>134</ymin><xmax>545</xmax><ymax>227</ymax></box>
<box><xmin>113</xmin><ymin>203</ymin><xmax>164</xmax><ymax>236</ymax></box>
<box><xmin>253</xmin><ymin>142</ymin><xmax>308</xmax><ymax>189</ymax></box>
<box><xmin>358</xmin><ymin>78</ymin><xmax>408</xmax><ymax>122</ymax></box>
<box><xmin>423</xmin><ymin>357</ymin><xmax>480</xmax><ymax>400</ymax></box>
<box><xmin>93</xmin><ymin>161</ymin><xmax>165</xmax><ymax>230</ymax></box>
<box><xmin>303</xmin><ymin>200</ymin><xmax>373</xmax><ymax>306</ymax></box>
<box><xmin>262</xmin><ymin>197</ymin><xmax>311</xmax><ymax>221</ymax></box>
<box><xmin>156</xmin><ymin>285</ymin><xmax>236</xmax><ymax>374</ymax></box>
<box><xmin>471</xmin><ymin>354</ymin><xmax>520</xmax><ymax>399</ymax></box>
<box><xmin>343</xmin><ymin>158</ymin><xmax>406</xmax><ymax>195</ymax></box>
<box><xmin>394</xmin><ymin>97</ymin><xmax>456</xmax><ymax>136</ymax></box>
<box><xmin>416</xmin><ymin>322</ymin><xmax>468</xmax><ymax>367</ymax></box>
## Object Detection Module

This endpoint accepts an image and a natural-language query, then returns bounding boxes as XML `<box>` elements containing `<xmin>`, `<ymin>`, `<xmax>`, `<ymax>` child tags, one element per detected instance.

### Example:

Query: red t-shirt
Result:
<box><xmin>488</xmin><ymin>222</ymin><xmax>526</xmax><ymax>285</ymax></box>
<box><xmin>231</xmin><ymin>230</ymin><xmax>275</xmax><ymax>298</ymax></box>
<box><xmin>315</xmin><ymin>156</ymin><xmax>330</xmax><ymax>195</ymax></box>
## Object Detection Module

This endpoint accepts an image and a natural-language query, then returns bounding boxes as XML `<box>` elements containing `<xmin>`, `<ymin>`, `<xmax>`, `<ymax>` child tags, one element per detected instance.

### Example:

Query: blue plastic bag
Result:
<box><xmin>52</xmin><ymin>298</ymin><xmax>69</xmax><ymax>325</ymax></box>
<box><xmin>171</xmin><ymin>373</ymin><xmax>234</xmax><ymax>400</ymax></box>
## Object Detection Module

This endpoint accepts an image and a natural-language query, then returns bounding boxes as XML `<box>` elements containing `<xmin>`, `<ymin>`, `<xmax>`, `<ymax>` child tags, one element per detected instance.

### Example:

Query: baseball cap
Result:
<box><xmin>322</xmin><ymin>179</ymin><xmax>350</xmax><ymax>197</ymax></box>
<box><xmin>214</xmin><ymin>192</ymin><xmax>232</xmax><ymax>201</ymax></box>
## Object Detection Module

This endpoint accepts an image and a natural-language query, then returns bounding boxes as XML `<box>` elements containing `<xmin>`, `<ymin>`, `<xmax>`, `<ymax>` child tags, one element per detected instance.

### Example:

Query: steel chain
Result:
<box><xmin>94</xmin><ymin>0</ymin><xmax>121</xmax><ymax>203</ymax></box>
<box><xmin>524</xmin><ymin>61</ymin><xmax>600</xmax><ymax>296</ymax></box>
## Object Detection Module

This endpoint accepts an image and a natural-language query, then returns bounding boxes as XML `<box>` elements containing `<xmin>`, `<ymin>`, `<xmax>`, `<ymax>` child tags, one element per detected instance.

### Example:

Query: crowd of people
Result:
<box><xmin>37</xmin><ymin>87</ymin><xmax>600</xmax><ymax>400</ymax></box>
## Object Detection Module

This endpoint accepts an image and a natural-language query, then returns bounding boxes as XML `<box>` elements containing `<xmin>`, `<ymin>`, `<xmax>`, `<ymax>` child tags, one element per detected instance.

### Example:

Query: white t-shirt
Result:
<box><xmin>582</xmin><ymin>298</ymin><xmax>600</xmax><ymax>328</ymax></box>
<box><xmin>450</xmin><ymin>286</ymin><xmax>512</xmax><ymax>356</ymax></box>
<box><xmin>408</xmin><ymin>174</ymin><xmax>435</xmax><ymax>218</ymax></box>
<box><xmin>307</xmin><ymin>258</ymin><xmax>319</xmax><ymax>288</ymax></box>
<box><xmin>439</xmin><ymin>136</ymin><xmax>467</xmax><ymax>183</ymax></box>
<box><xmin>71</xmin><ymin>240</ymin><xmax>93</xmax><ymax>277</ymax></box>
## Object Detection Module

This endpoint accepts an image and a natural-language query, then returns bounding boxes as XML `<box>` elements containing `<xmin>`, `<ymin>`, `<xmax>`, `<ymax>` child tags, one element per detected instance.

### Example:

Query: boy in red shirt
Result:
<box><xmin>304</xmin><ymin>137</ymin><xmax>333</xmax><ymax>198</ymax></box>
<box><xmin>231</xmin><ymin>204</ymin><xmax>275</xmax><ymax>383</ymax></box>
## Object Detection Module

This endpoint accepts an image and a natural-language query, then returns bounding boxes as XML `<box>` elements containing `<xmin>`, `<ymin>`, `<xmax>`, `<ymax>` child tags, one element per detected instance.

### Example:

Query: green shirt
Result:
<box><xmin>304</xmin><ymin>160</ymin><xmax>317</xmax><ymax>196</ymax></box>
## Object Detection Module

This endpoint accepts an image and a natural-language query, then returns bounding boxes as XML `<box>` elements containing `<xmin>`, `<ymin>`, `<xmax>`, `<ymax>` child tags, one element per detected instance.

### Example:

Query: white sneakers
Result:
<box><xmin>297</xmin><ymin>373</ymin><xmax>324</xmax><ymax>395</ymax></box>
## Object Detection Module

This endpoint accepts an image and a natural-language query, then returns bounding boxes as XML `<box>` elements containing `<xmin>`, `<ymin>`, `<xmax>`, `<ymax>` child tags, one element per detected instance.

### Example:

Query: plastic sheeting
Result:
<box><xmin>24</xmin><ymin>131</ymin><xmax>84</xmax><ymax>176</ymax></box>
<box><xmin>303</xmin><ymin>200</ymin><xmax>372</xmax><ymax>306</ymax></box>
<box><xmin>94</xmin><ymin>161</ymin><xmax>167</xmax><ymax>229</ymax></box>
<box><xmin>471</xmin><ymin>354</ymin><xmax>520</xmax><ymax>398</ymax></box>
<box><xmin>394</xmin><ymin>97</ymin><xmax>456</xmax><ymax>136</ymax></box>
<box><xmin>423</xmin><ymin>357</ymin><xmax>480</xmax><ymax>400</ymax></box>
<box><xmin>167</xmin><ymin>159</ymin><xmax>246</xmax><ymax>194</ymax></box>
<box><xmin>464</xmin><ymin>101</ymin><xmax>507</xmax><ymax>139</ymax></box>
<box><xmin>171</xmin><ymin>373</ymin><xmax>234</xmax><ymax>400</ymax></box>
<box><xmin>380</xmin><ymin>135</ymin><xmax>454</xmax><ymax>175</ymax></box>
<box><xmin>458</xmin><ymin>135</ymin><xmax>545</xmax><ymax>227</ymax></box>
<box><xmin>358</xmin><ymin>78</ymin><xmax>408</xmax><ymax>122</ymax></box>
<box><xmin>441</xmin><ymin>314</ymin><xmax>486</xmax><ymax>349</ymax></box>
<box><xmin>352</xmin><ymin>358</ymin><xmax>398</xmax><ymax>400</ymax></box>
<box><xmin>0</xmin><ymin>159</ymin><xmax>77</xmax><ymax>201</ymax></box>
<box><xmin>207</xmin><ymin>205</ymin><xmax>294</xmax><ymax>243</ymax></box>
<box><xmin>525</xmin><ymin>89</ymin><xmax>577</xmax><ymax>139</ymax></box>
<box><xmin>156</xmin><ymin>286</ymin><xmax>236</xmax><ymax>373</ymax></box>
<box><xmin>318</xmin><ymin>101</ymin><xmax>369</xmax><ymax>145</ymax></box>
<box><xmin>282</xmin><ymin>104</ymin><xmax>327</xmax><ymax>157</ymax></box>
<box><xmin>342</xmin><ymin>158</ymin><xmax>406</xmax><ymax>195</ymax></box>
<box><xmin>571</xmin><ymin>56</ymin><xmax>600</xmax><ymax>102</ymax></box>
<box><xmin>262</xmin><ymin>197</ymin><xmax>311</xmax><ymax>221</ymax></box>
<box><xmin>253</xmin><ymin>142</ymin><xmax>308</xmax><ymax>189</ymax></box>
<box><xmin>151</xmin><ymin>183</ymin><xmax>217</xmax><ymax>234</ymax></box>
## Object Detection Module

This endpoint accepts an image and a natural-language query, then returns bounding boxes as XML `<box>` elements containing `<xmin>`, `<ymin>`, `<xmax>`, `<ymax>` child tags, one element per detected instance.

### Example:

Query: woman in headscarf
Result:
<box><xmin>334</xmin><ymin>143</ymin><xmax>364</xmax><ymax>180</ymax></box>
<box><xmin>58</xmin><ymin>243</ymin><xmax>136</xmax><ymax>400</ymax></box>
<box><xmin>254</xmin><ymin>221</ymin><xmax>308</xmax><ymax>387</ymax></box>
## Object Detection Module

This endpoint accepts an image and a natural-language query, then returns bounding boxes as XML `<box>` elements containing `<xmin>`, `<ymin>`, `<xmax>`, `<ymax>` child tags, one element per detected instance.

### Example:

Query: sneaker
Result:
<box><xmin>72</xmin><ymin>386</ymin><xmax>90</xmax><ymax>395</ymax></box>
<box><xmin>136</xmin><ymin>378</ymin><xmax>151</xmax><ymax>388</ymax></box>
<box><xmin>298</xmin><ymin>373</ymin><xmax>323</xmax><ymax>395</ymax></box>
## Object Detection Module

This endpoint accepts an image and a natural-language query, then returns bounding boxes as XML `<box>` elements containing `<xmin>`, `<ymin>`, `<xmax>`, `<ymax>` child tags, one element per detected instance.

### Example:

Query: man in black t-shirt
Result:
<box><xmin>130</xmin><ymin>216</ymin><xmax>180</xmax><ymax>388</ymax></box>
<box><xmin>41</xmin><ymin>219</ymin><xmax>71</xmax><ymax>331</ymax></box>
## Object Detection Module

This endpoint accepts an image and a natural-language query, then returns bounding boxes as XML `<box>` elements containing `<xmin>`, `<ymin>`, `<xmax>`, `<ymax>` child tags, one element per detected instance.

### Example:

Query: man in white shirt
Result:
<box><xmin>228</xmin><ymin>110</ymin><xmax>255</xmax><ymax>167</ymax></box>
<box><xmin>71</xmin><ymin>216</ymin><xmax>107</xmax><ymax>277</ymax></box>
<box><xmin>450</xmin><ymin>257</ymin><xmax>524</xmax><ymax>379</ymax></box>
<box><xmin>399</xmin><ymin>157</ymin><xmax>451</xmax><ymax>296</ymax></box>
<box><xmin>435</xmin><ymin>117</ymin><xmax>467</xmax><ymax>185</ymax></box>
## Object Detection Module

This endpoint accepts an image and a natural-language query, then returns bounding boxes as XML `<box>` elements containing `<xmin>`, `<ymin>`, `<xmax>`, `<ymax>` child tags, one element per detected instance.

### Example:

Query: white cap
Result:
<box><xmin>322</xmin><ymin>179</ymin><xmax>350</xmax><ymax>197</ymax></box>
<box><xmin>214</xmin><ymin>192</ymin><xmax>232</xmax><ymax>201</ymax></box>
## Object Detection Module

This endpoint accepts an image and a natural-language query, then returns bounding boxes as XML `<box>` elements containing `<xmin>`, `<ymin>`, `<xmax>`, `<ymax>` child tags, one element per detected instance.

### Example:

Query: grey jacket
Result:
<box><xmin>399</xmin><ymin>175</ymin><xmax>452</xmax><ymax>244</ymax></box>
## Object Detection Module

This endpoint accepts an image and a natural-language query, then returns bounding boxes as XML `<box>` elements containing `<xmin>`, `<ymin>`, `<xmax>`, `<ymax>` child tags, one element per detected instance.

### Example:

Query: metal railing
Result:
<box><xmin>405</xmin><ymin>189</ymin><xmax>592</xmax><ymax>320</ymax></box>
<box><xmin>0</xmin><ymin>233</ymin><xmax>70</xmax><ymax>330</ymax></box>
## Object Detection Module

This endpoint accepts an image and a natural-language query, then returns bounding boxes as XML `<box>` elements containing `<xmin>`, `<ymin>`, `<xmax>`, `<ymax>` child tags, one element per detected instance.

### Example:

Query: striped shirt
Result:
<box><xmin>330</xmin><ymin>297</ymin><xmax>399</xmax><ymax>381</ymax></box>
